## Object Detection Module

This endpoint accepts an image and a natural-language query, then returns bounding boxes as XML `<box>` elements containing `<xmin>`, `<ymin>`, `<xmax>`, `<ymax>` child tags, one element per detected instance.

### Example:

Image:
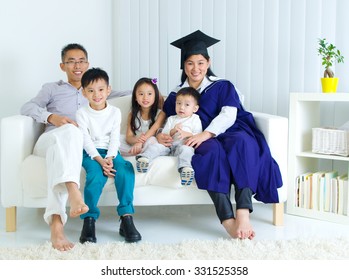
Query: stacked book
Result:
<box><xmin>295</xmin><ymin>171</ymin><xmax>349</xmax><ymax>215</ymax></box>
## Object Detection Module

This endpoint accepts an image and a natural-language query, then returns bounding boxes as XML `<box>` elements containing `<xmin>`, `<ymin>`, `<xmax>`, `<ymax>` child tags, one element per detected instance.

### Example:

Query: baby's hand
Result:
<box><xmin>176</xmin><ymin>128</ymin><xmax>192</xmax><ymax>140</ymax></box>
<box><xmin>174</xmin><ymin>123</ymin><xmax>182</xmax><ymax>131</ymax></box>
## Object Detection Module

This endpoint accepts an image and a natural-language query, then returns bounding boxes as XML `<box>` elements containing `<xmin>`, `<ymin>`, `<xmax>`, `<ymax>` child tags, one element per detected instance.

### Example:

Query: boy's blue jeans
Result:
<box><xmin>80</xmin><ymin>149</ymin><xmax>135</xmax><ymax>220</ymax></box>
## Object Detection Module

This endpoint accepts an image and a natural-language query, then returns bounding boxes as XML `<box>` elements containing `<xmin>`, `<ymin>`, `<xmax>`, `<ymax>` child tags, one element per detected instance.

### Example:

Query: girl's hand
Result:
<box><xmin>137</xmin><ymin>133</ymin><xmax>147</xmax><ymax>144</ymax></box>
<box><xmin>129</xmin><ymin>142</ymin><xmax>143</xmax><ymax>155</ymax></box>
<box><xmin>185</xmin><ymin>131</ymin><xmax>214</xmax><ymax>148</ymax></box>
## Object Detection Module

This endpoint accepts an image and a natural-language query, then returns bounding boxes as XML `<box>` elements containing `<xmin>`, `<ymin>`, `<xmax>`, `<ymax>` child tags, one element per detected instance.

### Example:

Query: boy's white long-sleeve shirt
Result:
<box><xmin>76</xmin><ymin>102</ymin><xmax>121</xmax><ymax>159</ymax></box>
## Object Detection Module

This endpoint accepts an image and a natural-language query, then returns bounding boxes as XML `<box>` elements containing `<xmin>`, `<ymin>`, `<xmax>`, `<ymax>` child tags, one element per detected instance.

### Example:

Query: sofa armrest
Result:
<box><xmin>252</xmin><ymin>112</ymin><xmax>288</xmax><ymax>202</ymax></box>
<box><xmin>1</xmin><ymin>115</ymin><xmax>44</xmax><ymax>207</ymax></box>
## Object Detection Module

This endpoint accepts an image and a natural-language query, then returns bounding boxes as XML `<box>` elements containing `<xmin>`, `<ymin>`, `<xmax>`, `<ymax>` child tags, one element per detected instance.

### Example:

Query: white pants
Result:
<box><xmin>33</xmin><ymin>124</ymin><xmax>83</xmax><ymax>225</ymax></box>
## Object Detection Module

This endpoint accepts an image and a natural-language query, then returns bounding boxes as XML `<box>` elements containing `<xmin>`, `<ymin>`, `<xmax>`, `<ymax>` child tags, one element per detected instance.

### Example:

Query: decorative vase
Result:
<box><xmin>321</xmin><ymin>77</ymin><xmax>339</xmax><ymax>93</ymax></box>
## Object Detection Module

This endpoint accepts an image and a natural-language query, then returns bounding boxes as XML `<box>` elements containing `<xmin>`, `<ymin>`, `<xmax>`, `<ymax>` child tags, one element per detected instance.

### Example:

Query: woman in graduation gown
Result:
<box><xmin>159</xmin><ymin>30</ymin><xmax>283</xmax><ymax>240</ymax></box>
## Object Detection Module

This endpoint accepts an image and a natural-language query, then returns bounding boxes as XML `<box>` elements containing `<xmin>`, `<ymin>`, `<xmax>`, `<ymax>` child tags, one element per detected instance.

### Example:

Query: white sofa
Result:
<box><xmin>1</xmin><ymin>95</ymin><xmax>288</xmax><ymax>232</ymax></box>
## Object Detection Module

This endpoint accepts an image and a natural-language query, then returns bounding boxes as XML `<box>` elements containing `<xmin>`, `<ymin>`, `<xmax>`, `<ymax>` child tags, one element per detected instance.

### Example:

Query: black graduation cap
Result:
<box><xmin>170</xmin><ymin>30</ymin><xmax>220</xmax><ymax>69</ymax></box>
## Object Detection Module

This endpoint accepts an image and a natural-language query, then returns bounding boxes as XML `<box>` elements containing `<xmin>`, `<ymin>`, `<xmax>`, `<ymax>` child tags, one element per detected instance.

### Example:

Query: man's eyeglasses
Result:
<box><xmin>63</xmin><ymin>60</ymin><xmax>88</xmax><ymax>66</ymax></box>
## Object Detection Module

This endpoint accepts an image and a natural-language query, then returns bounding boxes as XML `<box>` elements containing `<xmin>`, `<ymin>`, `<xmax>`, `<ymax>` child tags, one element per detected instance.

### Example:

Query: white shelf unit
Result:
<box><xmin>287</xmin><ymin>92</ymin><xmax>349</xmax><ymax>224</ymax></box>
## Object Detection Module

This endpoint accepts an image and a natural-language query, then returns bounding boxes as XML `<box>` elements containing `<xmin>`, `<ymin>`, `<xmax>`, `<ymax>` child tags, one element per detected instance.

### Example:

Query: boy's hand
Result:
<box><xmin>101</xmin><ymin>157</ymin><xmax>116</xmax><ymax>177</ymax></box>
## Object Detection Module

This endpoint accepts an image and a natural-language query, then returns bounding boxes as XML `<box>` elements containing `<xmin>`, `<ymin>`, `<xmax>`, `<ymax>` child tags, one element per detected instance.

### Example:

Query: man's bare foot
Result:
<box><xmin>66</xmin><ymin>182</ymin><xmax>89</xmax><ymax>218</ymax></box>
<box><xmin>222</xmin><ymin>209</ymin><xmax>255</xmax><ymax>240</ymax></box>
<box><xmin>50</xmin><ymin>215</ymin><xmax>74</xmax><ymax>251</ymax></box>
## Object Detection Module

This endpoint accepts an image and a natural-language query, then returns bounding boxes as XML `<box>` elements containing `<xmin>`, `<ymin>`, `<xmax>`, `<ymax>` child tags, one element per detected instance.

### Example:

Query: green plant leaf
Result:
<box><xmin>317</xmin><ymin>38</ymin><xmax>344</xmax><ymax>77</ymax></box>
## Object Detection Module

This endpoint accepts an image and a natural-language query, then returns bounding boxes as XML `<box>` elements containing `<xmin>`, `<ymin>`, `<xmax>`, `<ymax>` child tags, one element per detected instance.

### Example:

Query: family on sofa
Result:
<box><xmin>20</xmin><ymin>30</ymin><xmax>283</xmax><ymax>251</ymax></box>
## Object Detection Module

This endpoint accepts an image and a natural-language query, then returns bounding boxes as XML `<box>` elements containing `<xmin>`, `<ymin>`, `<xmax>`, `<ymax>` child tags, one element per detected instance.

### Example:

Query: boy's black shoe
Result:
<box><xmin>80</xmin><ymin>217</ymin><xmax>97</xmax><ymax>244</ymax></box>
<box><xmin>119</xmin><ymin>215</ymin><xmax>142</xmax><ymax>242</ymax></box>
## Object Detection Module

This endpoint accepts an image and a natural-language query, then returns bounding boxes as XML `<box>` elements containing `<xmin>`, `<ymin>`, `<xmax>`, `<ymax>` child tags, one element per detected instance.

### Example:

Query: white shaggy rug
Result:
<box><xmin>1</xmin><ymin>237</ymin><xmax>348</xmax><ymax>260</ymax></box>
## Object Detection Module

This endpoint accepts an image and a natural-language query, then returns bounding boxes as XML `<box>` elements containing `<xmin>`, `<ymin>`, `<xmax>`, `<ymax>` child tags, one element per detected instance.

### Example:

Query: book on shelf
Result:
<box><xmin>331</xmin><ymin>177</ymin><xmax>338</xmax><ymax>213</ymax></box>
<box><xmin>303</xmin><ymin>172</ymin><xmax>312</xmax><ymax>209</ymax></box>
<box><xmin>295</xmin><ymin>170</ymin><xmax>349</xmax><ymax>216</ymax></box>
<box><xmin>337</xmin><ymin>174</ymin><xmax>347</xmax><ymax>215</ymax></box>
<box><xmin>324</xmin><ymin>171</ymin><xmax>338</xmax><ymax>212</ymax></box>
<box><xmin>295</xmin><ymin>172</ymin><xmax>312</xmax><ymax>209</ymax></box>
<box><xmin>308</xmin><ymin>173</ymin><xmax>313</xmax><ymax>209</ymax></box>
<box><xmin>318</xmin><ymin>172</ymin><xmax>327</xmax><ymax>212</ymax></box>
<box><xmin>342</xmin><ymin>176</ymin><xmax>349</xmax><ymax>216</ymax></box>
<box><xmin>331</xmin><ymin>174</ymin><xmax>349</xmax><ymax>214</ymax></box>
<box><xmin>311</xmin><ymin>171</ymin><xmax>326</xmax><ymax>211</ymax></box>
<box><xmin>295</xmin><ymin>176</ymin><xmax>300</xmax><ymax>207</ymax></box>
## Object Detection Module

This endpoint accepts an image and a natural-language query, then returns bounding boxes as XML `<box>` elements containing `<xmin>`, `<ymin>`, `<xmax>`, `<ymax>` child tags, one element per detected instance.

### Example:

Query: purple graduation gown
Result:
<box><xmin>163</xmin><ymin>79</ymin><xmax>282</xmax><ymax>203</ymax></box>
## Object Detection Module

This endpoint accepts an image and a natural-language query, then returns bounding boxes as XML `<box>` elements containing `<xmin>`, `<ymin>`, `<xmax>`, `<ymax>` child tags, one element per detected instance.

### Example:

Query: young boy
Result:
<box><xmin>136</xmin><ymin>87</ymin><xmax>202</xmax><ymax>186</ymax></box>
<box><xmin>76</xmin><ymin>67</ymin><xmax>141</xmax><ymax>243</ymax></box>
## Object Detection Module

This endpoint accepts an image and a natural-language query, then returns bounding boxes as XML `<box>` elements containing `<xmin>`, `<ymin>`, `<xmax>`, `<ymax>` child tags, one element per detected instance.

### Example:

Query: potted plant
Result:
<box><xmin>318</xmin><ymin>38</ymin><xmax>344</xmax><ymax>93</ymax></box>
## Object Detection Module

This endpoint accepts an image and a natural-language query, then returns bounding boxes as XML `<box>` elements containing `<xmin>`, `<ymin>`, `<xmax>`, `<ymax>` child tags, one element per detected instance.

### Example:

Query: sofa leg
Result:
<box><xmin>6</xmin><ymin>206</ymin><xmax>17</xmax><ymax>232</ymax></box>
<box><xmin>272</xmin><ymin>203</ymin><xmax>284</xmax><ymax>226</ymax></box>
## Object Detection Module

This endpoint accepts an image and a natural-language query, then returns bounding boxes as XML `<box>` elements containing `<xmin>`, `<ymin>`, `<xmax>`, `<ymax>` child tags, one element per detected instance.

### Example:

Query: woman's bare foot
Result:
<box><xmin>66</xmin><ymin>182</ymin><xmax>89</xmax><ymax>218</ymax></box>
<box><xmin>222</xmin><ymin>209</ymin><xmax>255</xmax><ymax>240</ymax></box>
<box><xmin>50</xmin><ymin>214</ymin><xmax>74</xmax><ymax>251</ymax></box>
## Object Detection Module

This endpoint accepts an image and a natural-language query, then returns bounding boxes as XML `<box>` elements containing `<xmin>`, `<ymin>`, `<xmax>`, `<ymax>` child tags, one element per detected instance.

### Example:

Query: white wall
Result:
<box><xmin>0</xmin><ymin>0</ymin><xmax>113</xmax><ymax>119</ymax></box>
<box><xmin>113</xmin><ymin>0</ymin><xmax>349</xmax><ymax>118</ymax></box>
<box><xmin>2</xmin><ymin>0</ymin><xmax>349</xmax><ymax>120</ymax></box>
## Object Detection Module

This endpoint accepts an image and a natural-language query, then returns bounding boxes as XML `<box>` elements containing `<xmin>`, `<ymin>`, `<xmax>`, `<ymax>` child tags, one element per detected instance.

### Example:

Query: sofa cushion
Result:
<box><xmin>21</xmin><ymin>153</ymin><xmax>195</xmax><ymax>198</ymax></box>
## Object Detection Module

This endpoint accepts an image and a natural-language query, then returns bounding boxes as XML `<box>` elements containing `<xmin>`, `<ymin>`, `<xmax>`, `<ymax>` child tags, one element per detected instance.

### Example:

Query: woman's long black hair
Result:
<box><xmin>130</xmin><ymin>77</ymin><xmax>160</xmax><ymax>135</ymax></box>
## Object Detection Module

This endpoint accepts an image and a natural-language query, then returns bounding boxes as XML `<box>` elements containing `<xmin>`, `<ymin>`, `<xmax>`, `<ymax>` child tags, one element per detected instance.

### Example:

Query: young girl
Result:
<box><xmin>120</xmin><ymin>77</ymin><xmax>166</xmax><ymax>172</ymax></box>
<box><xmin>136</xmin><ymin>87</ymin><xmax>202</xmax><ymax>186</ymax></box>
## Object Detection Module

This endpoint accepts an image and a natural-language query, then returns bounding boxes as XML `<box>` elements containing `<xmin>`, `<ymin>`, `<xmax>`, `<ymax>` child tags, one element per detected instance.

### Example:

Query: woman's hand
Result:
<box><xmin>185</xmin><ymin>131</ymin><xmax>214</xmax><ymax>148</ymax></box>
<box><xmin>156</xmin><ymin>132</ymin><xmax>173</xmax><ymax>147</ymax></box>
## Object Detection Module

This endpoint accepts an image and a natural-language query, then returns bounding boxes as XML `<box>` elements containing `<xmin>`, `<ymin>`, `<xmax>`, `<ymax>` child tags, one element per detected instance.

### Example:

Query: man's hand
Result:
<box><xmin>48</xmin><ymin>114</ymin><xmax>78</xmax><ymax>127</ymax></box>
<box><xmin>156</xmin><ymin>132</ymin><xmax>173</xmax><ymax>147</ymax></box>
